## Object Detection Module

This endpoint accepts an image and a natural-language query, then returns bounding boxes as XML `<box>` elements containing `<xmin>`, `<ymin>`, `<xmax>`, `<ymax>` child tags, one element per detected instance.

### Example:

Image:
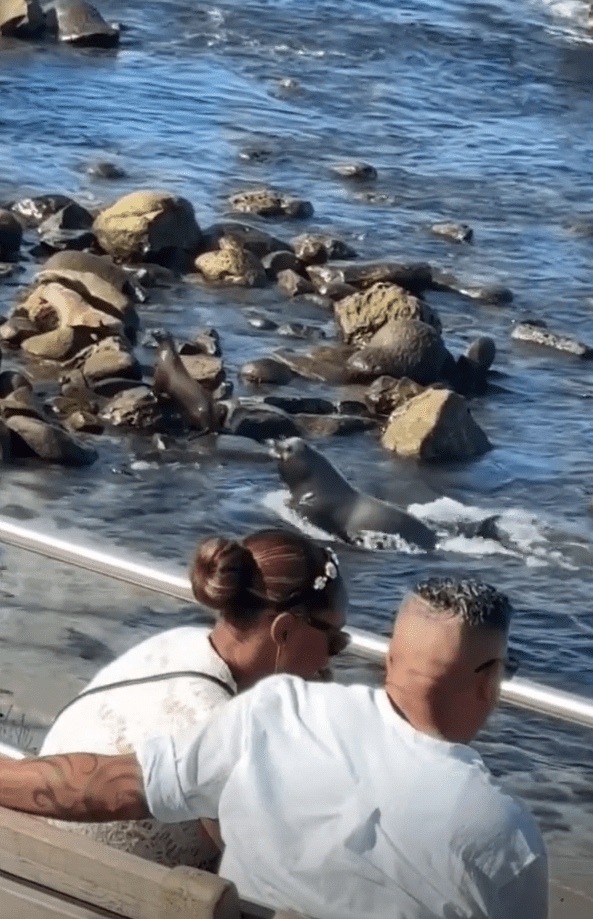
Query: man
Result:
<box><xmin>0</xmin><ymin>577</ymin><xmax>547</xmax><ymax>918</ymax></box>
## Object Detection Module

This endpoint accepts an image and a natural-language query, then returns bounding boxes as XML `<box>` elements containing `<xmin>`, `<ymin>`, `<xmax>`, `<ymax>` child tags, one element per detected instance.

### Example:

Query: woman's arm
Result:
<box><xmin>0</xmin><ymin>752</ymin><xmax>150</xmax><ymax>821</ymax></box>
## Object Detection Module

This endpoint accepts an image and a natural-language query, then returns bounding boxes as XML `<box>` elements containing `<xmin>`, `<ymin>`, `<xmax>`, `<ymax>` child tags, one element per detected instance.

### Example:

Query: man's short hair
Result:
<box><xmin>412</xmin><ymin>577</ymin><xmax>512</xmax><ymax>631</ymax></box>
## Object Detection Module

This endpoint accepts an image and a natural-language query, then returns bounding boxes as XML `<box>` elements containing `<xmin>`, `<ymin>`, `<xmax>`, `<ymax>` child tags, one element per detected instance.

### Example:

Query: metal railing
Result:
<box><xmin>1</xmin><ymin>515</ymin><xmax>592</xmax><ymax>730</ymax></box>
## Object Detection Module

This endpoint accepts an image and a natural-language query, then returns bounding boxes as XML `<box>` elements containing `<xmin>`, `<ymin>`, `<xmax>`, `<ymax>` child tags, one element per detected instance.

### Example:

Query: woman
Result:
<box><xmin>39</xmin><ymin>528</ymin><xmax>349</xmax><ymax>868</ymax></box>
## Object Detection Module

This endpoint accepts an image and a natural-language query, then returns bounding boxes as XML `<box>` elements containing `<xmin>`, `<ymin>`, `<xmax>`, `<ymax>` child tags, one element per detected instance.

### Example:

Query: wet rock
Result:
<box><xmin>38</xmin><ymin>248</ymin><xmax>143</xmax><ymax>299</ymax></box>
<box><xmin>39</xmin><ymin>201</ymin><xmax>93</xmax><ymax>232</ymax></box>
<box><xmin>364</xmin><ymin>375</ymin><xmax>427</xmax><ymax>416</ymax></box>
<box><xmin>0</xmin><ymin>0</ymin><xmax>45</xmax><ymax>36</ymax></box>
<box><xmin>88</xmin><ymin>376</ymin><xmax>142</xmax><ymax>398</ymax></box>
<box><xmin>290</xmin><ymin>232</ymin><xmax>358</xmax><ymax>265</ymax></box>
<box><xmin>347</xmin><ymin>319</ymin><xmax>448</xmax><ymax>385</ymax></box>
<box><xmin>263</xmin><ymin>395</ymin><xmax>334</xmax><ymax>415</ymax></box>
<box><xmin>277</xmin><ymin>322</ymin><xmax>324</xmax><ymax>341</ymax></box>
<box><xmin>0</xmin><ymin>383</ymin><xmax>46</xmax><ymax>419</ymax></box>
<box><xmin>63</xmin><ymin>409</ymin><xmax>104</xmax><ymax>434</ymax></box>
<box><xmin>228</xmin><ymin>188</ymin><xmax>313</xmax><ymax>220</ymax></box>
<box><xmin>381</xmin><ymin>388</ymin><xmax>491</xmax><ymax>460</ymax></box>
<box><xmin>276</xmin><ymin>268</ymin><xmax>316</xmax><ymax>297</ymax></box>
<box><xmin>179</xmin><ymin>352</ymin><xmax>225</xmax><ymax>390</ymax></box>
<box><xmin>194</xmin><ymin>236</ymin><xmax>267</xmax><ymax>287</ymax></box>
<box><xmin>0</xmin><ymin>419</ymin><xmax>13</xmax><ymax>462</ymax></box>
<box><xmin>0</xmin><ymin>370</ymin><xmax>32</xmax><ymax>398</ymax></box>
<box><xmin>20</xmin><ymin>281</ymin><xmax>125</xmax><ymax>344</ymax></box>
<box><xmin>511</xmin><ymin>321</ymin><xmax>593</xmax><ymax>357</ymax></box>
<box><xmin>44</xmin><ymin>0</ymin><xmax>119</xmax><ymax>45</ymax></box>
<box><xmin>3</xmin><ymin>414</ymin><xmax>97</xmax><ymax>465</ymax></box>
<box><xmin>180</xmin><ymin>328</ymin><xmax>221</xmax><ymax>357</ymax></box>
<box><xmin>200</xmin><ymin>222</ymin><xmax>292</xmax><ymax>259</ymax></box>
<box><xmin>247</xmin><ymin>315</ymin><xmax>278</xmax><ymax>332</ymax></box>
<box><xmin>307</xmin><ymin>260</ymin><xmax>432</xmax><ymax>295</ymax></box>
<box><xmin>220</xmin><ymin>398</ymin><xmax>301</xmax><ymax>441</ymax></box>
<box><xmin>273</xmin><ymin>344</ymin><xmax>356</xmax><ymax>384</ymax></box>
<box><xmin>296</xmin><ymin>413</ymin><xmax>375</xmax><ymax>437</ymax></box>
<box><xmin>93</xmin><ymin>190</ymin><xmax>202</xmax><ymax>265</ymax></box>
<box><xmin>430</xmin><ymin>222</ymin><xmax>473</xmax><ymax>243</ymax></box>
<box><xmin>11</xmin><ymin>194</ymin><xmax>79</xmax><ymax>227</ymax></box>
<box><xmin>99</xmin><ymin>386</ymin><xmax>163</xmax><ymax>429</ymax></box>
<box><xmin>0</xmin><ymin>315</ymin><xmax>38</xmax><ymax>345</ymax></box>
<box><xmin>432</xmin><ymin>275</ymin><xmax>515</xmax><ymax>305</ymax></box>
<box><xmin>261</xmin><ymin>250</ymin><xmax>302</xmax><ymax>278</ymax></box>
<box><xmin>21</xmin><ymin>326</ymin><xmax>78</xmax><ymax>360</ymax></box>
<box><xmin>0</xmin><ymin>209</ymin><xmax>23</xmax><ymax>257</ymax></box>
<box><xmin>334</xmin><ymin>281</ymin><xmax>442</xmax><ymax>344</ymax></box>
<box><xmin>314</xmin><ymin>280</ymin><xmax>358</xmax><ymax>301</ymax></box>
<box><xmin>81</xmin><ymin>337</ymin><xmax>142</xmax><ymax>384</ymax></box>
<box><xmin>240</xmin><ymin>358</ymin><xmax>294</xmax><ymax>386</ymax></box>
<box><xmin>330</xmin><ymin>161</ymin><xmax>378</xmax><ymax>181</ymax></box>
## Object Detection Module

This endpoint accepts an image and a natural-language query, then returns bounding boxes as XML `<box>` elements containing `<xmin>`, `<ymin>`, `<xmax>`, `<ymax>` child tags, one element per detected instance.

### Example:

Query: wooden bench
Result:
<box><xmin>0</xmin><ymin>805</ymin><xmax>311</xmax><ymax>919</ymax></box>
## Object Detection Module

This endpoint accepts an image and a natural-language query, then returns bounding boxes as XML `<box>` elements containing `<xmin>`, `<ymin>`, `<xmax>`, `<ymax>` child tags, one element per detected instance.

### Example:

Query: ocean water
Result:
<box><xmin>1</xmin><ymin>0</ymin><xmax>593</xmax><ymax>858</ymax></box>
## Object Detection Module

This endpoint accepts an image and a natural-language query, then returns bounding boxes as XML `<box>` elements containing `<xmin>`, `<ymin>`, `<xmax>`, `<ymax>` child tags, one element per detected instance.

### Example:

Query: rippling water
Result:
<box><xmin>1</xmin><ymin>0</ymin><xmax>593</xmax><ymax>856</ymax></box>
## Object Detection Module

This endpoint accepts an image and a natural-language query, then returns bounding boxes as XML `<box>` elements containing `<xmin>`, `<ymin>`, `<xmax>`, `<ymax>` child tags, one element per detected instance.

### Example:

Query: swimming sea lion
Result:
<box><xmin>153</xmin><ymin>333</ymin><xmax>216</xmax><ymax>433</ymax></box>
<box><xmin>271</xmin><ymin>437</ymin><xmax>437</xmax><ymax>550</ymax></box>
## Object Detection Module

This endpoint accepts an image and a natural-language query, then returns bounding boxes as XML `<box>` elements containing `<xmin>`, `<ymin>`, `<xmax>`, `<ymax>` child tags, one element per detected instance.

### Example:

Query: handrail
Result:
<box><xmin>1</xmin><ymin>515</ymin><xmax>592</xmax><ymax>730</ymax></box>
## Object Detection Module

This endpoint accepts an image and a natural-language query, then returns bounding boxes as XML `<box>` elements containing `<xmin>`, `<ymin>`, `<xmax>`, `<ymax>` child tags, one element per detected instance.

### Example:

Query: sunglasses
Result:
<box><xmin>293</xmin><ymin>612</ymin><xmax>351</xmax><ymax>657</ymax></box>
<box><xmin>474</xmin><ymin>654</ymin><xmax>520</xmax><ymax>680</ymax></box>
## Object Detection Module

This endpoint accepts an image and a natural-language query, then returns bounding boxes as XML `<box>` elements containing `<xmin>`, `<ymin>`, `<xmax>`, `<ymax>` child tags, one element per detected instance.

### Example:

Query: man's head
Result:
<box><xmin>385</xmin><ymin>577</ymin><xmax>514</xmax><ymax>744</ymax></box>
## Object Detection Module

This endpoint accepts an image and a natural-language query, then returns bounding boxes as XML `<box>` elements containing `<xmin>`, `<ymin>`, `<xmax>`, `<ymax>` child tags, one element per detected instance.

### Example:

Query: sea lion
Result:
<box><xmin>152</xmin><ymin>333</ymin><xmax>216</xmax><ymax>433</ymax></box>
<box><xmin>271</xmin><ymin>437</ymin><xmax>437</xmax><ymax>550</ymax></box>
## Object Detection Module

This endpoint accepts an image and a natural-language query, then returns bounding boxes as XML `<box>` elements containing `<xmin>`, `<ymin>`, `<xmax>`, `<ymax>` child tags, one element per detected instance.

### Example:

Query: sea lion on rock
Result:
<box><xmin>152</xmin><ymin>333</ymin><xmax>216</xmax><ymax>433</ymax></box>
<box><xmin>271</xmin><ymin>436</ymin><xmax>437</xmax><ymax>550</ymax></box>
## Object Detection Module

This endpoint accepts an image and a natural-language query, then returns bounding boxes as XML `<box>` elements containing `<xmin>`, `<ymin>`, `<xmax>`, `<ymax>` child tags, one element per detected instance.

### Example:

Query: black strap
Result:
<box><xmin>53</xmin><ymin>670</ymin><xmax>236</xmax><ymax>722</ymax></box>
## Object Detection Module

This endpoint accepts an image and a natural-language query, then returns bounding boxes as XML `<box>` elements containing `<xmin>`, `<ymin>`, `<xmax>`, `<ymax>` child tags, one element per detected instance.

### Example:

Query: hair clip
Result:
<box><xmin>313</xmin><ymin>549</ymin><xmax>339</xmax><ymax>591</ymax></box>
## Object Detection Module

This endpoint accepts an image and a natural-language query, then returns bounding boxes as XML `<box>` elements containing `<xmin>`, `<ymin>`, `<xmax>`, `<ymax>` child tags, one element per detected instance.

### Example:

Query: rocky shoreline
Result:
<box><xmin>1</xmin><ymin>182</ymin><xmax>591</xmax><ymax>481</ymax></box>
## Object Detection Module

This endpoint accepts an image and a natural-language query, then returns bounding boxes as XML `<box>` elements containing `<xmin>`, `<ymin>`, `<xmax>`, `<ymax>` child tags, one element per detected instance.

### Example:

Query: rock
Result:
<box><xmin>20</xmin><ymin>281</ymin><xmax>125</xmax><ymax>339</ymax></box>
<box><xmin>44</xmin><ymin>0</ymin><xmax>119</xmax><ymax>45</ymax></box>
<box><xmin>0</xmin><ymin>209</ymin><xmax>23</xmax><ymax>257</ymax></box>
<box><xmin>511</xmin><ymin>321</ymin><xmax>593</xmax><ymax>357</ymax></box>
<box><xmin>39</xmin><ymin>201</ymin><xmax>93</xmax><ymax>232</ymax></box>
<box><xmin>290</xmin><ymin>233</ymin><xmax>358</xmax><ymax>265</ymax></box>
<box><xmin>179</xmin><ymin>353</ymin><xmax>225</xmax><ymax>390</ymax></box>
<box><xmin>240</xmin><ymin>358</ymin><xmax>294</xmax><ymax>386</ymax></box>
<box><xmin>0</xmin><ymin>419</ymin><xmax>13</xmax><ymax>462</ymax></box>
<box><xmin>276</xmin><ymin>268</ymin><xmax>316</xmax><ymax>297</ymax></box>
<box><xmin>430</xmin><ymin>222</ymin><xmax>473</xmax><ymax>243</ymax></box>
<box><xmin>85</xmin><ymin>161</ymin><xmax>126</xmax><ymax>180</ymax></box>
<box><xmin>247</xmin><ymin>315</ymin><xmax>278</xmax><ymax>332</ymax></box>
<box><xmin>0</xmin><ymin>384</ymin><xmax>46</xmax><ymax>419</ymax></box>
<box><xmin>307</xmin><ymin>260</ymin><xmax>432</xmax><ymax>295</ymax></box>
<box><xmin>200</xmin><ymin>222</ymin><xmax>292</xmax><ymax>258</ymax></box>
<box><xmin>63</xmin><ymin>409</ymin><xmax>104</xmax><ymax>434</ymax></box>
<box><xmin>381</xmin><ymin>388</ymin><xmax>491</xmax><ymax>460</ymax></box>
<box><xmin>10</xmin><ymin>194</ymin><xmax>79</xmax><ymax>227</ymax></box>
<box><xmin>220</xmin><ymin>399</ymin><xmax>301</xmax><ymax>441</ymax></box>
<box><xmin>179</xmin><ymin>329</ymin><xmax>221</xmax><ymax>357</ymax></box>
<box><xmin>364</xmin><ymin>376</ymin><xmax>427</xmax><ymax>416</ymax></box>
<box><xmin>194</xmin><ymin>237</ymin><xmax>267</xmax><ymax>287</ymax></box>
<box><xmin>277</xmin><ymin>322</ymin><xmax>323</xmax><ymax>341</ymax></box>
<box><xmin>21</xmin><ymin>326</ymin><xmax>78</xmax><ymax>360</ymax></box>
<box><xmin>263</xmin><ymin>395</ymin><xmax>334</xmax><ymax>415</ymax></box>
<box><xmin>81</xmin><ymin>337</ymin><xmax>142</xmax><ymax>384</ymax></box>
<box><xmin>99</xmin><ymin>386</ymin><xmax>163</xmax><ymax>429</ymax></box>
<box><xmin>3</xmin><ymin>414</ymin><xmax>97</xmax><ymax>465</ymax></box>
<box><xmin>296</xmin><ymin>414</ymin><xmax>375</xmax><ymax>437</ymax></box>
<box><xmin>273</xmin><ymin>344</ymin><xmax>355</xmax><ymax>384</ymax></box>
<box><xmin>0</xmin><ymin>315</ymin><xmax>38</xmax><ymax>345</ymax></box>
<box><xmin>334</xmin><ymin>281</ymin><xmax>442</xmax><ymax>344</ymax></box>
<box><xmin>228</xmin><ymin>188</ymin><xmax>313</xmax><ymax>220</ymax></box>
<box><xmin>347</xmin><ymin>319</ymin><xmax>448</xmax><ymax>385</ymax></box>
<box><xmin>0</xmin><ymin>0</ymin><xmax>45</xmax><ymax>36</ymax></box>
<box><xmin>0</xmin><ymin>371</ymin><xmax>32</xmax><ymax>398</ymax></box>
<box><xmin>93</xmin><ymin>190</ymin><xmax>202</xmax><ymax>264</ymax></box>
<box><xmin>330</xmin><ymin>161</ymin><xmax>377</xmax><ymax>181</ymax></box>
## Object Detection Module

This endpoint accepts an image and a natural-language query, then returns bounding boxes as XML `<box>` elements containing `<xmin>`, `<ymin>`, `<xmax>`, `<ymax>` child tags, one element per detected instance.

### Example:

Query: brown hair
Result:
<box><xmin>189</xmin><ymin>528</ymin><xmax>346</xmax><ymax>628</ymax></box>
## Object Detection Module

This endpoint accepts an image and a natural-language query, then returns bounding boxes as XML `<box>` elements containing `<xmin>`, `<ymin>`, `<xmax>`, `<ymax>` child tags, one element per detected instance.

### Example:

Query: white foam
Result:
<box><xmin>262</xmin><ymin>489</ymin><xmax>337</xmax><ymax>542</ymax></box>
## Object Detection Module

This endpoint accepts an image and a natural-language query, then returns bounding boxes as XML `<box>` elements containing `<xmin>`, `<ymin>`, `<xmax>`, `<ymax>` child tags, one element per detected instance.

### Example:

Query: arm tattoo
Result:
<box><xmin>0</xmin><ymin>753</ymin><xmax>151</xmax><ymax>821</ymax></box>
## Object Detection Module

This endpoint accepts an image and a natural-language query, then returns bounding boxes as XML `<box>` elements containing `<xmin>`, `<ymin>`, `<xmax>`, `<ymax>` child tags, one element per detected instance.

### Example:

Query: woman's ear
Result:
<box><xmin>270</xmin><ymin>612</ymin><xmax>297</xmax><ymax>647</ymax></box>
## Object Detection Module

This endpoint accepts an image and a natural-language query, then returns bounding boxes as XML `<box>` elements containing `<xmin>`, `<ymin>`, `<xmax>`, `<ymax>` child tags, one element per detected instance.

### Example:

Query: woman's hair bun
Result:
<box><xmin>190</xmin><ymin>536</ymin><xmax>261</xmax><ymax>613</ymax></box>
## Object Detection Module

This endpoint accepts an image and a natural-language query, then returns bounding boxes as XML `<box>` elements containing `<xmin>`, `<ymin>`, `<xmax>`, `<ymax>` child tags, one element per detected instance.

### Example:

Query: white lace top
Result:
<box><xmin>40</xmin><ymin>625</ymin><xmax>236</xmax><ymax>868</ymax></box>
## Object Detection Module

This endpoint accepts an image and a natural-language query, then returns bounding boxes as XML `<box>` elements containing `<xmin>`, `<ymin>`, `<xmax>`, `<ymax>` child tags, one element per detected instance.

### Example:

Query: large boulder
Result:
<box><xmin>381</xmin><ymin>388</ymin><xmax>491</xmax><ymax>460</ymax></box>
<box><xmin>347</xmin><ymin>319</ymin><xmax>448</xmax><ymax>385</ymax></box>
<box><xmin>93</xmin><ymin>190</ymin><xmax>202</xmax><ymax>264</ymax></box>
<box><xmin>3</xmin><ymin>414</ymin><xmax>97</xmax><ymax>465</ymax></box>
<box><xmin>334</xmin><ymin>281</ymin><xmax>441</xmax><ymax>344</ymax></box>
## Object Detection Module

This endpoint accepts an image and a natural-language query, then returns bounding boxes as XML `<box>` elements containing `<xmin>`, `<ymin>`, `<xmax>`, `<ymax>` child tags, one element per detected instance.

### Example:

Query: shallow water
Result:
<box><xmin>1</xmin><ymin>0</ymin><xmax>593</xmax><ymax>855</ymax></box>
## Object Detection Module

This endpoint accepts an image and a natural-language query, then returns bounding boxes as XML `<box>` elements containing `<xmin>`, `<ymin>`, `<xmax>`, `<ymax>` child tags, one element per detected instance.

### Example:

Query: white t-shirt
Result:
<box><xmin>139</xmin><ymin>675</ymin><xmax>548</xmax><ymax>919</ymax></box>
<box><xmin>41</xmin><ymin>625</ymin><xmax>236</xmax><ymax>866</ymax></box>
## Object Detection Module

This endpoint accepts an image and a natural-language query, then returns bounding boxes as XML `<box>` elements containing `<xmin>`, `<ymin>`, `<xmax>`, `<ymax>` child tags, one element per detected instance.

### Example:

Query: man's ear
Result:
<box><xmin>270</xmin><ymin>612</ymin><xmax>297</xmax><ymax>647</ymax></box>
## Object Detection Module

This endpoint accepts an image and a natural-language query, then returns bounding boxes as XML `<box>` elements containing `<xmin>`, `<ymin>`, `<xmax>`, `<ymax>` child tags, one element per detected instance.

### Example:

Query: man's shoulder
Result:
<box><xmin>246</xmin><ymin>674</ymin><xmax>380</xmax><ymax>717</ymax></box>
